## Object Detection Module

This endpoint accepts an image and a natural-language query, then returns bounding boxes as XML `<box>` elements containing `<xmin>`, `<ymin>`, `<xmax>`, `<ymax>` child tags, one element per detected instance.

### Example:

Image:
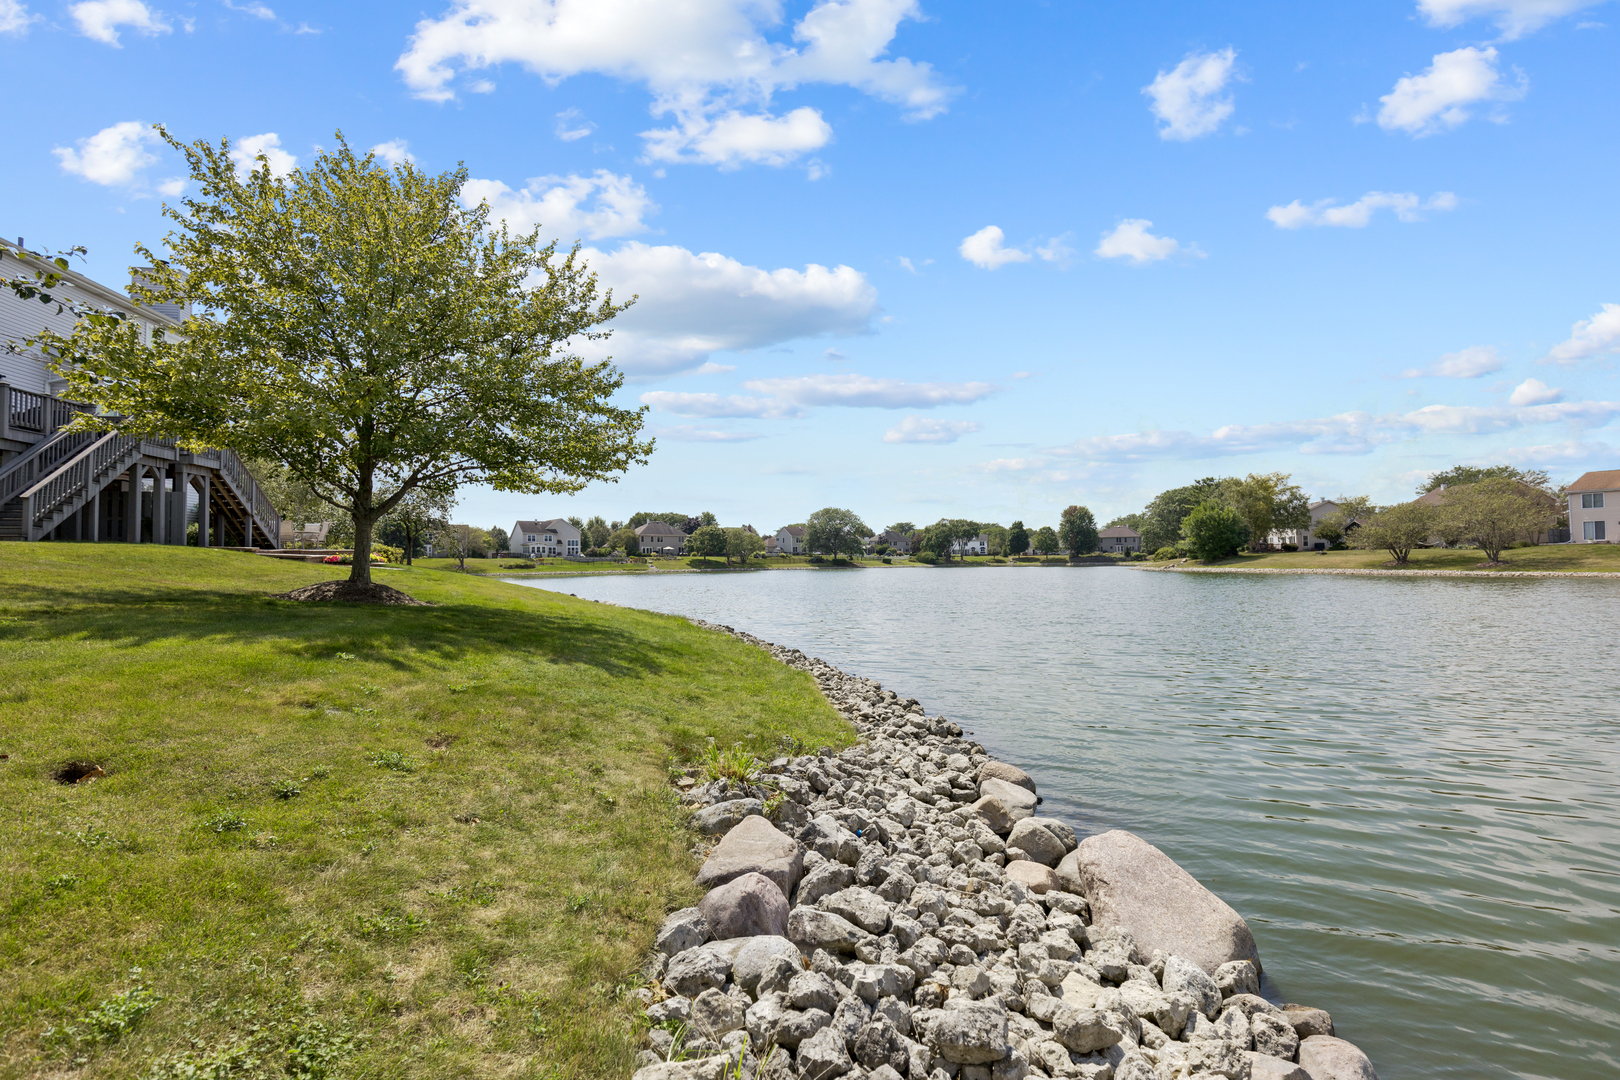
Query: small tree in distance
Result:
<box><xmin>1059</xmin><ymin>505</ymin><xmax>1099</xmax><ymax>556</ymax></box>
<box><xmin>687</xmin><ymin>524</ymin><xmax>727</xmax><ymax>562</ymax></box>
<box><xmin>806</xmin><ymin>507</ymin><xmax>870</xmax><ymax>561</ymax></box>
<box><xmin>1350</xmin><ymin>501</ymin><xmax>1435</xmax><ymax>565</ymax></box>
<box><xmin>1006</xmin><ymin>521</ymin><xmax>1029</xmax><ymax>558</ymax></box>
<box><xmin>724</xmin><ymin>527</ymin><xmax>764</xmax><ymax>565</ymax></box>
<box><xmin>1440</xmin><ymin>478</ymin><xmax>1558</xmax><ymax>563</ymax></box>
<box><xmin>1031</xmin><ymin>526</ymin><xmax>1060</xmax><ymax>555</ymax></box>
<box><xmin>1181</xmin><ymin>500</ymin><xmax>1248</xmax><ymax>561</ymax></box>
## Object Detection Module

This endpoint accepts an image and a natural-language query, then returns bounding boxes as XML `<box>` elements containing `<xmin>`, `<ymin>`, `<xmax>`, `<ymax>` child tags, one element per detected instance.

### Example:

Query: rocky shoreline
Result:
<box><xmin>633</xmin><ymin>619</ymin><xmax>1379</xmax><ymax>1080</ymax></box>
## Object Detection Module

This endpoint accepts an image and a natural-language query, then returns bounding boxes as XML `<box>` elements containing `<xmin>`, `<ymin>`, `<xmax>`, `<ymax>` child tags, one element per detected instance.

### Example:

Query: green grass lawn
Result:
<box><xmin>1186</xmin><ymin>544</ymin><xmax>1620</xmax><ymax>573</ymax></box>
<box><xmin>0</xmin><ymin>545</ymin><xmax>853</xmax><ymax>1079</ymax></box>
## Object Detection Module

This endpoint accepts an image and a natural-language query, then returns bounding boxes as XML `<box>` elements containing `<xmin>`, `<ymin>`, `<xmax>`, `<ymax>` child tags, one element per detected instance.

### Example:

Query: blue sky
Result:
<box><xmin>6</xmin><ymin>0</ymin><xmax>1619</xmax><ymax>532</ymax></box>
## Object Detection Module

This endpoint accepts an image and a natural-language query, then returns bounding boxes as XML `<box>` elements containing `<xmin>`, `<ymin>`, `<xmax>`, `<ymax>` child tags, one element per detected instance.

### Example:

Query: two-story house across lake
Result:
<box><xmin>1568</xmin><ymin>470</ymin><xmax>1620</xmax><ymax>543</ymax></box>
<box><xmin>512</xmin><ymin>518</ymin><xmax>580</xmax><ymax>557</ymax></box>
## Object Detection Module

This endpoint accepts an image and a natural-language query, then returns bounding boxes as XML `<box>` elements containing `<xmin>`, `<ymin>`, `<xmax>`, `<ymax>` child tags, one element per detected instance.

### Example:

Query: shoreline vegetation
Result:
<box><xmin>0</xmin><ymin>545</ymin><xmax>855</xmax><ymax>1078</ymax></box>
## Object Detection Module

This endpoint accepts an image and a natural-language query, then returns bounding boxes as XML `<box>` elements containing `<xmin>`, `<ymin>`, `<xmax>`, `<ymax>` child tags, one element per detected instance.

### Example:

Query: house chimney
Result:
<box><xmin>15</xmin><ymin>238</ymin><xmax>22</xmax><ymax>248</ymax></box>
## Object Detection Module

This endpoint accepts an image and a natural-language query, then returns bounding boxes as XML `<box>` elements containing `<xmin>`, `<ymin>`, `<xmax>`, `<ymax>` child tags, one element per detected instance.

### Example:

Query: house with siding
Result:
<box><xmin>775</xmin><ymin>524</ymin><xmax>805</xmax><ymax>555</ymax></box>
<box><xmin>635</xmin><ymin>519</ymin><xmax>683</xmax><ymax>554</ymax></box>
<box><xmin>1567</xmin><ymin>470</ymin><xmax>1620</xmax><ymax>542</ymax></box>
<box><xmin>950</xmin><ymin>532</ymin><xmax>989</xmax><ymax>557</ymax></box>
<box><xmin>0</xmin><ymin>240</ymin><xmax>280</xmax><ymax>546</ymax></box>
<box><xmin>1098</xmin><ymin>526</ymin><xmax>1141</xmax><ymax>553</ymax></box>
<box><xmin>511</xmin><ymin>518</ymin><xmax>581</xmax><ymax>557</ymax></box>
<box><xmin>869</xmin><ymin>528</ymin><xmax>912</xmax><ymax>554</ymax></box>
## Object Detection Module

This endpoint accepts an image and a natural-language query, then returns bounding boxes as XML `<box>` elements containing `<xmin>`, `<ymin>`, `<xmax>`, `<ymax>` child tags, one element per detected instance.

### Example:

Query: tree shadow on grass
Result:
<box><xmin>0</xmin><ymin>584</ymin><xmax>674</xmax><ymax>680</ymax></box>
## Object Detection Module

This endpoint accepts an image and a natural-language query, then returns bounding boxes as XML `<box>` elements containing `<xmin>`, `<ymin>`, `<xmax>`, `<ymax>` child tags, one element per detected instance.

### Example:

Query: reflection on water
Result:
<box><xmin>509</xmin><ymin>567</ymin><xmax>1620</xmax><ymax>1080</ymax></box>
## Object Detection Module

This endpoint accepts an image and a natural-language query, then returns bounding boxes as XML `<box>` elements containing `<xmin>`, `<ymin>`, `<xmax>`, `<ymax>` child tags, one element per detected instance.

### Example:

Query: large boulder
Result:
<box><xmin>1004</xmin><ymin>860</ymin><xmax>1060</xmax><ymax>894</ymax></box>
<box><xmin>1297</xmin><ymin>1035</ymin><xmax>1379</xmax><ymax>1080</ymax></box>
<box><xmin>970</xmin><ymin>794</ymin><xmax>1015</xmax><ymax>835</ymax></box>
<box><xmin>1245</xmin><ymin>1052</ymin><xmax>1311</xmax><ymax>1080</ymax></box>
<box><xmin>728</xmin><ymin>936</ymin><xmax>802</xmax><ymax>995</ymax></box>
<box><xmin>1071</xmin><ymin>830</ymin><xmax>1259</xmax><ymax>974</ymax></box>
<box><xmin>928</xmin><ymin>999</ymin><xmax>1011</xmax><ymax>1064</ymax></box>
<box><xmin>1282</xmin><ymin>1004</ymin><xmax>1335</xmax><ymax>1038</ymax></box>
<box><xmin>699</xmin><ymin>871</ymin><xmax>789</xmax><ymax>939</ymax></box>
<box><xmin>691</xmin><ymin>798</ymin><xmax>763</xmax><ymax>835</ymax></box>
<box><xmin>978</xmin><ymin>761</ymin><xmax>1037</xmax><ymax>793</ymax></box>
<box><xmin>979</xmin><ymin>778</ymin><xmax>1038</xmax><ymax>820</ymax></box>
<box><xmin>1007</xmin><ymin>819</ymin><xmax>1066</xmax><ymax>867</ymax></box>
<box><xmin>697</xmin><ymin>815</ymin><xmax>805</xmax><ymax>897</ymax></box>
<box><xmin>788</xmin><ymin>907</ymin><xmax>877</xmax><ymax>956</ymax></box>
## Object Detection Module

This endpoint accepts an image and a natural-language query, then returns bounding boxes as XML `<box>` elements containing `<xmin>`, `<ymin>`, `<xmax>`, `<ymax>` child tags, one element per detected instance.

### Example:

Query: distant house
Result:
<box><xmin>775</xmin><ymin>525</ymin><xmax>805</xmax><ymax>555</ymax></box>
<box><xmin>512</xmin><ymin>518</ymin><xmax>581</xmax><ymax>557</ymax></box>
<box><xmin>1568</xmin><ymin>470</ymin><xmax>1620</xmax><ymax>543</ymax></box>
<box><xmin>870</xmin><ymin>528</ymin><xmax>912</xmax><ymax>554</ymax></box>
<box><xmin>764</xmin><ymin>535</ymin><xmax>780</xmax><ymax>555</ymax></box>
<box><xmin>951</xmin><ymin>532</ymin><xmax>989</xmax><ymax>557</ymax></box>
<box><xmin>1270</xmin><ymin>499</ymin><xmax>1359</xmax><ymax>551</ymax></box>
<box><xmin>1098</xmin><ymin>526</ymin><xmax>1141</xmax><ymax>553</ymax></box>
<box><xmin>635</xmin><ymin>519</ymin><xmax>683</xmax><ymax>554</ymax></box>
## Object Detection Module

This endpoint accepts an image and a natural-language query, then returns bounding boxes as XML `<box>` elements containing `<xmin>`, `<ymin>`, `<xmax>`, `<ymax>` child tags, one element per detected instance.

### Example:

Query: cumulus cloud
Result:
<box><xmin>1508</xmin><ymin>377</ymin><xmax>1563</xmax><ymax>405</ymax></box>
<box><xmin>1</xmin><ymin>0</ymin><xmax>37</xmax><ymax>34</ymax></box>
<box><xmin>70</xmin><ymin>0</ymin><xmax>169</xmax><ymax>44</ymax></box>
<box><xmin>959</xmin><ymin>226</ymin><xmax>1030</xmax><ymax>270</ymax></box>
<box><xmin>369</xmin><ymin>139</ymin><xmax>415</xmax><ymax>166</ymax></box>
<box><xmin>1377</xmin><ymin>47</ymin><xmax>1527</xmax><ymax>136</ymax></box>
<box><xmin>231</xmin><ymin>133</ymin><xmax>297</xmax><ymax>178</ymax></box>
<box><xmin>1543</xmin><ymin>302</ymin><xmax>1620</xmax><ymax>365</ymax></box>
<box><xmin>640</xmin><ymin>392</ymin><xmax>804</xmax><ymax>419</ymax></box>
<box><xmin>1267</xmin><ymin>191</ymin><xmax>1458</xmax><ymax>229</ymax></box>
<box><xmin>575</xmin><ymin>242</ymin><xmax>878</xmax><ymax>376</ymax></box>
<box><xmin>742</xmin><ymin>373</ymin><xmax>995</xmax><ymax>409</ymax></box>
<box><xmin>1401</xmin><ymin>345</ymin><xmax>1503</xmax><ymax>379</ymax></box>
<box><xmin>223</xmin><ymin>0</ymin><xmax>275</xmax><ymax>18</ymax></box>
<box><xmin>1417</xmin><ymin>0</ymin><xmax>1604</xmax><ymax>38</ymax></box>
<box><xmin>395</xmin><ymin>0</ymin><xmax>952</xmax><ymax>167</ymax></box>
<box><xmin>882</xmin><ymin>416</ymin><xmax>982</xmax><ymax>444</ymax></box>
<box><xmin>1143</xmin><ymin>47</ymin><xmax>1238</xmax><ymax>140</ymax></box>
<box><xmin>1094</xmin><ymin>219</ymin><xmax>1198</xmax><ymax>265</ymax></box>
<box><xmin>653</xmin><ymin>424</ymin><xmax>766</xmax><ymax>441</ymax></box>
<box><xmin>463</xmin><ymin>170</ymin><xmax>655</xmax><ymax>244</ymax></box>
<box><xmin>555</xmin><ymin>108</ymin><xmax>596</xmax><ymax>142</ymax></box>
<box><xmin>53</xmin><ymin>121</ymin><xmax>160</xmax><ymax>185</ymax></box>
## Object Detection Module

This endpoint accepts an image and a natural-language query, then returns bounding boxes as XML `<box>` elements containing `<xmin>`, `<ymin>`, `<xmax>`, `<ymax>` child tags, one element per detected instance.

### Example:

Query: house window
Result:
<box><xmin>526</xmin><ymin>534</ymin><xmax>536</xmax><ymax>542</ymax></box>
<box><xmin>1583</xmin><ymin>520</ymin><xmax>1607</xmax><ymax>540</ymax></box>
<box><xmin>1582</xmin><ymin>493</ymin><xmax>1605</xmax><ymax>509</ymax></box>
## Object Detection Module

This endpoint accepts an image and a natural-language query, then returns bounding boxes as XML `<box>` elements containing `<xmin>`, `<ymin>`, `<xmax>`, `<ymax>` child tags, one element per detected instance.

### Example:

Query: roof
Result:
<box><xmin>635</xmin><ymin>520</ymin><xmax>679</xmax><ymax>536</ymax></box>
<box><xmin>0</xmin><ymin>239</ymin><xmax>187</xmax><ymax>331</ymax></box>
<box><xmin>1098</xmin><ymin>526</ymin><xmax>1141</xmax><ymax>538</ymax></box>
<box><xmin>1569</xmin><ymin>469</ymin><xmax>1620</xmax><ymax>493</ymax></box>
<box><xmin>780</xmin><ymin>525</ymin><xmax>805</xmax><ymax>537</ymax></box>
<box><xmin>1309</xmin><ymin>500</ymin><xmax>1338</xmax><ymax>511</ymax></box>
<box><xmin>513</xmin><ymin>519</ymin><xmax>572</xmax><ymax>533</ymax></box>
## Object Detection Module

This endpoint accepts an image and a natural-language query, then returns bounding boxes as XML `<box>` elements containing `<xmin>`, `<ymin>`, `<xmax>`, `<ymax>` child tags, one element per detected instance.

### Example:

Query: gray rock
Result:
<box><xmin>797</xmin><ymin>860</ymin><xmax>858</xmax><ymax>907</ymax></box>
<box><xmin>1185</xmin><ymin>1040</ymin><xmax>1249</xmax><ymax>1079</ymax></box>
<box><xmin>1004</xmin><ymin>859</ymin><xmax>1061</xmax><ymax>894</ymax></box>
<box><xmin>1072</xmin><ymin>830</ymin><xmax>1260</xmax><ymax>976</ymax></box>
<box><xmin>1007</xmin><ymin>820</ymin><xmax>1066</xmax><ymax>867</ymax></box>
<box><xmin>978</xmin><ymin>761</ymin><xmax>1037</xmax><ymax>793</ymax></box>
<box><xmin>803</xmin><ymin>814</ymin><xmax>862</xmax><ymax>865</ymax></box>
<box><xmin>1212</xmin><ymin>1005</ymin><xmax>1252</xmax><ymax>1048</ymax></box>
<box><xmin>692</xmin><ymin>798</ymin><xmax>764</xmax><ymax>835</ymax></box>
<box><xmin>645</xmin><ymin>995</ymin><xmax>692</xmax><ymax>1024</ymax></box>
<box><xmin>656</xmin><ymin>907</ymin><xmax>711</xmax><ymax>956</ymax></box>
<box><xmin>689</xmin><ymin>987</ymin><xmax>746</xmax><ymax>1039</ymax></box>
<box><xmin>931</xmin><ymin>999</ymin><xmax>1011</xmax><ymax>1065</ymax></box>
<box><xmin>1161</xmin><ymin>955</ymin><xmax>1221</xmax><ymax>1021</ymax></box>
<box><xmin>1223</xmin><ymin>993</ymin><xmax>1289</xmax><ymax>1022</ymax></box>
<box><xmin>789</xmin><ymin>907</ymin><xmax>878</xmax><ymax>956</ymax></box>
<box><xmin>1054</xmin><ymin>849</ymin><xmax>1085</xmax><ymax>896</ymax></box>
<box><xmin>1245</xmin><ymin>1051</ymin><xmax>1312</xmax><ymax>1080</ymax></box>
<box><xmin>728</xmin><ymin>935</ymin><xmax>802</xmax><ymax>995</ymax></box>
<box><xmin>697</xmin><ymin>815</ymin><xmax>806</xmax><ymax>898</ymax></box>
<box><xmin>796</xmin><ymin>1025</ymin><xmax>855</xmax><ymax>1079</ymax></box>
<box><xmin>1051</xmin><ymin>1005</ymin><xmax>1122</xmax><ymax>1055</ymax></box>
<box><xmin>663</xmin><ymin>944</ymin><xmax>731</xmax><ymax>997</ymax></box>
<box><xmin>849</xmin><ymin>962</ymin><xmax>916</xmax><ymax>1004</ymax></box>
<box><xmin>1282</xmin><ymin>1004</ymin><xmax>1335</xmax><ymax>1038</ymax></box>
<box><xmin>821</xmin><ymin>886</ymin><xmax>892</xmax><ymax>935</ymax></box>
<box><xmin>980</xmin><ymin>778</ymin><xmax>1038</xmax><ymax>820</ymax></box>
<box><xmin>874</xmin><ymin>995</ymin><xmax>912</xmax><ymax>1036</ymax></box>
<box><xmin>830</xmin><ymin>994</ymin><xmax>872</xmax><ymax>1048</ymax></box>
<box><xmin>1252</xmin><ymin>1011</ymin><xmax>1301</xmax><ymax>1060</ymax></box>
<box><xmin>698</xmin><ymin>871</ymin><xmax>789</xmax><ymax>940</ymax></box>
<box><xmin>775</xmin><ymin>1007</ymin><xmax>833</xmax><ymax>1048</ymax></box>
<box><xmin>971</xmin><ymin>795</ymin><xmax>1015</xmax><ymax>835</ymax></box>
<box><xmin>853</xmin><ymin>1020</ymin><xmax>910</xmax><ymax>1073</ymax></box>
<box><xmin>745</xmin><ymin>991</ymin><xmax>791</xmax><ymax>1045</ymax></box>
<box><xmin>1112</xmin><ymin>1052</ymin><xmax>1158</xmax><ymax>1080</ymax></box>
<box><xmin>630</xmin><ymin>1053</ymin><xmax>738</xmax><ymax>1080</ymax></box>
<box><xmin>1297</xmin><ymin>1035</ymin><xmax>1380</xmax><ymax>1080</ymax></box>
<box><xmin>1215</xmin><ymin>959</ymin><xmax>1260</xmax><ymax>998</ymax></box>
<box><xmin>789</xmin><ymin>970</ymin><xmax>842</xmax><ymax>1013</ymax></box>
<box><xmin>1029</xmin><ymin>818</ymin><xmax>1077</xmax><ymax>853</ymax></box>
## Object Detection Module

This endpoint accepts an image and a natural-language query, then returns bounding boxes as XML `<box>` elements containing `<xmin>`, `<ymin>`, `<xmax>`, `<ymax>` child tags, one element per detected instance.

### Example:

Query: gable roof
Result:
<box><xmin>634</xmin><ymin>520</ymin><xmax>679</xmax><ymax>536</ymax></box>
<box><xmin>780</xmin><ymin>525</ymin><xmax>805</xmax><ymax>537</ymax></box>
<box><xmin>1309</xmin><ymin>500</ymin><xmax>1339</xmax><ymax>511</ymax></box>
<box><xmin>513</xmin><ymin>519</ymin><xmax>573</xmax><ymax>534</ymax></box>
<box><xmin>1569</xmin><ymin>469</ymin><xmax>1620</xmax><ymax>493</ymax></box>
<box><xmin>1098</xmin><ymin>526</ymin><xmax>1140</xmax><ymax>538</ymax></box>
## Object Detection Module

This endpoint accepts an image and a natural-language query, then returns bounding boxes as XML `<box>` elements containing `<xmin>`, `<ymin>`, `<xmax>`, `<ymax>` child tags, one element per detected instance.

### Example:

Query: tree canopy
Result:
<box><xmin>724</xmin><ymin>526</ymin><xmax>764</xmax><ymax>565</ymax></box>
<box><xmin>1181</xmin><ymin>499</ymin><xmax>1249</xmax><ymax>561</ymax></box>
<box><xmin>33</xmin><ymin>131</ymin><xmax>650</xmax><ymax>589</ymax></box>
<box><xmin>921</xmin><ymin>518</ymin><xmax>981</xmax><ymax>560</ymax></box>
<box><xmin>1140</xmin><ymin>478</ymin><xmax>1221</xmax><ymax>553</ymax></box>
<box><xmin>1030</xmin><ymin>526</ymin><xmax>1060</xmax><ymax>555</ymax></box>
<box><xmin>1059</xmin><ymin>505</ymin><xmax>1099</xmax><ymax>555</ymax></box>
<box><xmin>1438</xmin><ymin>478</ymin><xmax>1559</xmax><ymax>562</ymax></box>
<box><xmin>1417</xmin><ymin>463</ymin><xmax>1551</xmax><ymax>496</ymax></box>
<box><xmin>1350</xmin><ymin>501</ymin><xmax>1435</xmax><ymax>565</ymax></box>
<box><xmin>1006</xmin><ymin>520</ymin><xmax>1029</xmax><ymax>558</ymax></box>
<box><xmin>687</xmin><ymin>524</ymin><xmax>726</xmax><ymax>559</ymax></box>
<box><xmin>805</xmin><ymin>507</ymin><xmax>869</xmax><ymax>559</ymax></box>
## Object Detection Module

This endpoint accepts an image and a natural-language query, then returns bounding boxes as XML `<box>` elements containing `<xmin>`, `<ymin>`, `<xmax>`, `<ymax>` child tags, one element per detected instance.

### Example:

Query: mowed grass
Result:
<box><xmin>1193</xmin><ymin>544</ymin><xmax>1620</xmax><ymax>573</ymax></box>
<box><xmin>0</xmin><ymin>545</ymin><xmax>854</xmax><ymax>1079</ymax></box>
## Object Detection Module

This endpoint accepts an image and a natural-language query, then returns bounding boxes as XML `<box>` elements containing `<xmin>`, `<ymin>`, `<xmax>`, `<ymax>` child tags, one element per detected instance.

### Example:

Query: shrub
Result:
<box><xmin>881</xmin><ymin>557</ymin><xmax>892</xmax><ymax>565</ymax></box>
<box><xmin>1181</xmin><ymin>500</ymin><xmax>1249</xmax><ymax>561</ymax></box>
<box><xmin>1281</xmin><ymin>543</ymin><xmax>1298</xmax><ymax>552</ymax></box>
<box><xmin>372</xmin><ymin>544</ymin><xmax>404</xmax><ymax>563</ymax></box>
<box><xmin>913</xmin><ymin>551</ymin><xmax>939</xmax><ymax>564</ymax></box>
<box><xmin>1150</xmin><ymin>545</ymin><xmax>1183</xmax><ymax>561</ymax></box>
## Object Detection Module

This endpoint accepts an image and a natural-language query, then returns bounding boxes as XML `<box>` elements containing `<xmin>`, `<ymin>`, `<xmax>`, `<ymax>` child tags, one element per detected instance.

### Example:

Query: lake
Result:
<box><xmin>507</xmin><ymin>566</ymin><xmax>1620</xmax><ymax>1080</ymax></box>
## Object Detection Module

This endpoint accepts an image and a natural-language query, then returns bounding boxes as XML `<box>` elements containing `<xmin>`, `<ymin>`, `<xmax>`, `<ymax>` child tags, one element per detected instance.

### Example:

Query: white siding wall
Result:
<box><xmin>0</xmin><ymin>288</ymin><xmax>81</xmax><ymax>393</ymax></box>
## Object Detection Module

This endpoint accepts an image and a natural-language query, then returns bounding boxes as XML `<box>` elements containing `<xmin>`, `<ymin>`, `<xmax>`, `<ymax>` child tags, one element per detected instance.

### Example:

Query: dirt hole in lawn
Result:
<box><xmin>426</xmin><ymin>731</ymin><xmax>457</xmax><ymax>750</ymax></box>
<box><xmin>54</xmin><ymin>761</ymin><xmax>106</xmax><ymax>784</ymax></box>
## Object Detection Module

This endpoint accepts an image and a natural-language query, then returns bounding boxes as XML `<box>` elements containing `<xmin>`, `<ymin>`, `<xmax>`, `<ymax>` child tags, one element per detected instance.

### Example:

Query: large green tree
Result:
<box><xmin>687</xmin><ymin>524</ymin><xmax>727</xmax><ymax>560</ymax></box>
<box><xmin>1181</xmin><ymin>499</ymin><xmax>1249</xmax><ymax>561</ymax></box>
<box><xmin>1059</xmin><ymin>504</ymin><xmax>1099</xmax><ymax>556</ymax></box>
<box><xmin>1439</xmin><ymin>478</ymin><xmax>1559</xmax><ymax>562</ymax></box>
<box><xmin>724</xmin><ymin>527</ymin><xmax>765</xmax><ymax>565</ymax></box>
<box><xmin>921</xmin><ymin>518</ymin><xmax>981</xmax><ymax>561</ymax></box>
<box><xmin>1350</xmin><ymin>501</ymin><xmax>1436</xmax><ymax>565</ymax></box>
<box><xmin>1006</xmin><ymin>520</ymin><xmax>1030</xmax><ymax>558</ymax></box>
<box><xmin>805</xmin><ymin>507</ymin><xmax>870</xmax><ymax>560</ymax></box>
<box><xmin>1417</xmin><ymin>463</ymin><xmax>1552</xmax><ymax>496</ymax></box>
<box><xmin>1140</xmin><ymin>478</ymin><xmax>1221</xmax><ymax>553</ymax></box>
<box><xmin>1030</xmin><ymin>526</ymin><xmax>1060</xmax><ymax>555</ymax></box>
<box><xmin>35</xmin><ymin>131</ymin><xmax>650</xmax><ymax>589</ymax></box>
<box><xmin>1217</xmin><ymin>472</ymin><xmax>1310</xmax><ymax>551</ymax></box>
<box><xmin>583</xmin><ymin>515</ymin><xmax>611</xmax><ymax>550</ymax></box>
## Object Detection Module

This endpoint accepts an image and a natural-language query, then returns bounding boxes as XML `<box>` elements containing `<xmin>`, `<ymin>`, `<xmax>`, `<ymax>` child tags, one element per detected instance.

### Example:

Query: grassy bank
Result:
<box><xmin>0</xmin><ymin>545</ymin><xmax>853</xmax><ymax>1079</ymax></box>
<box><xmin>1184</xmin><ymin>544</ymin><xmax>1620</xmax><ymax>573</ymax></box>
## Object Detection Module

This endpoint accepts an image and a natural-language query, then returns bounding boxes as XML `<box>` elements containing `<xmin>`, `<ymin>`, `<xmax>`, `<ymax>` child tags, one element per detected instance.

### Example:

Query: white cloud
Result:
<box><xmin>231</xmin><ymin>133</ymin><xmax>297</xmax><ymax>178</ymax></box>
<box><xmin>157</xmin><ymin>176</ymin><xmax>186</xmax><ymax>196</ymax></box>
<box><xmin>642</xmin><ymin>106</ymin><xmax>833</xmax><ymax>168</ymax></box>
<box><xmin>1143</xmin><ymin>47</ymin><xmax>1238</xmax><ymax>141</ymax></box>
<box><xmin>1543</xmin><ymin>302</ymin><xmax>1620</xmax><ymax>365</ymax></box>
<box><xmin>53</xmin><ymin>121</ymin><xmax>160</xmax><ymax>185</ymax></box>
<box><xmin>1267</xmin><ymin>191</ymin><xmax>1458</xmax><ymax>229</ymax></box>
<box><xmin>882</xmin><ymin>416</ymin><xmax>983</xmax><ymax>444</ymax></box>
<box><xmin>693</xmin><ymin>361</ymin><xmax>736</xmax><ymax>375</ymax></box>
<box><xmin>640</xmin><ymin>392</ymin><xmax>805</xmax><ymax>419</ymax></box>
<box><xmin>1</xmin><ymin>0</ymin><xmax>37</xmax><ymax>34</ymax></box>
<box><xmin>653</xmin><ymin>424</ymin><xmax>765</xmax><ymax>442</ymax></box>
<box><xmin>70</xmin><ymin>0</ymin><xmax>169</xmax><ymax>44</ymax></box>
<box><xmin>555</xmin><ymin>108</ymin><xmax>596</xmax><ymax>142</ymax></box>
<box><xmin>369</xmin><ymin>139</ymin><xmax>415</xmax><ymax>167</ymax></box>
<box><xmin>1417</xmin><ymin>0</ymin><xmax>1605</xmax><ymax>39</ymax></box>
<box><xmin>1401</xmin><ymin>345</ymin><xmax>1503</xmax><ymax>378</ymax></box>
<box><xmin>223</xmin><ymin>0</ymin><xmax>275</xmax><ymax>18</ymax></box>
<box><xmin>1508</xmin><ymin>377</ymin><xmax>1563</xmax><ymax>405</ymax></box>
<box><xmin>463</xmin><ymin>170</ymin><xmax>655</xmax><ymax>245</ymax></box>
<box><xmin>395</xmin><ymin>0</ymin><xmax>952</xmax><ymax>167</ymax></box>
<box><xmin>1377</xmin><ymin>47</ymin><xmax>1526</xmax><ymax>136</ymax></box>
<box><xmin>742</xmin><ymin>373</ymin><xmax>995</xmax><ymax>409</ymax></box>
<box><xmin>577</xmin><ymin>242</ymin><xmax>878</xmax><ymax>376</ymax></box>
<box><xmin>959</xmin><ymin>226</ymin><xmax>1030</xmax><ymax>270</ymax></box>
<box><xmin>1094</xmin><ymin>219</ymin><xmax>1197</xmax><ymax>265</ymax></box>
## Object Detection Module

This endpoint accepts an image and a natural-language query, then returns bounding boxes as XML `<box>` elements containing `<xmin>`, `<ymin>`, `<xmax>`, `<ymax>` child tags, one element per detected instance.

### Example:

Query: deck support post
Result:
<box><xmin>126</xmin><ymin>465</ymin><xmax>142</xmax><ymax>543</ymax></box>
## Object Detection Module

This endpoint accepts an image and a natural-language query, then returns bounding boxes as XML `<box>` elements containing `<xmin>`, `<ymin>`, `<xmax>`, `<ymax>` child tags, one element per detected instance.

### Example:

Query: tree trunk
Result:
<box><xmin>349</xmin><ymin>465</ymin><xmax>374</xmax><ymax>586</ymax></box>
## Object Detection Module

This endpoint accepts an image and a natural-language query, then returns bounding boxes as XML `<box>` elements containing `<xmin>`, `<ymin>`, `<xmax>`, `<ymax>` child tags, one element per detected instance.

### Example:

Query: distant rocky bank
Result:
<box><xmin>633</xmin><ymin>619</ymin><xmax>1378</xmax><ymax>1080</ymax></box>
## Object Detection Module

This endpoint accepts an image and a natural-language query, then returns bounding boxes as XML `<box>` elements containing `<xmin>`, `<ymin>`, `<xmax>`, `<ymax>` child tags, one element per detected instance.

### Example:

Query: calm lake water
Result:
<box><xmin>508</xmin><ymin>566</ymin><xmax>1620</xmax><ymax>1080</ymax></box>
